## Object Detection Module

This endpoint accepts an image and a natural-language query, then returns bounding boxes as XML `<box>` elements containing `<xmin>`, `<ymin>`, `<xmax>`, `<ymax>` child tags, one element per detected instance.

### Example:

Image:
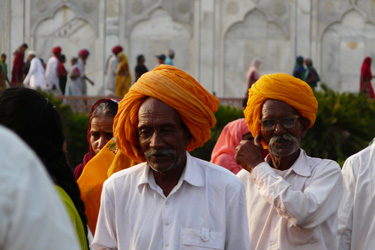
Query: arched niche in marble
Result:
<box><xmin>33</xmin><ymin>6</ymin><xmax>95</xmax><ymax>68</ymax></box>
<box><xmin>223</xmin><ymin>9</ymin><xmax>289</xmax><ymax>97</ymax></box>
<box><xmin>321</xmin><ymin>9</ymin><xmax>375</xmax><ymax>92</ymax></box>
<box><xmin>129</xmin><ymin>8</ymin><xmax>191</xmax><ymax>76</ymax></box>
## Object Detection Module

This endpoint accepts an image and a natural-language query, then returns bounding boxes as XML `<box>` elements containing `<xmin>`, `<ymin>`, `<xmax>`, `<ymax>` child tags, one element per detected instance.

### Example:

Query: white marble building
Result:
<box><xmin>1</xmin><ymin>0</ymin><xmax>375</xmax><ymax>97</ymax></box>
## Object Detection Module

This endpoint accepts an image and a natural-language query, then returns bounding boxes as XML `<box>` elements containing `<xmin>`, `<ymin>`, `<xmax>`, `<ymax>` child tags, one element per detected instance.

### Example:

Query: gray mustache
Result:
<box><xmin>144</xmin><ymin>149</ymin><xmax>176</xmax><ymax>158</ymax></box>
<box><xmin>269</xmin><ymin>134</ymin><xmax>298</xmax><ymax>145</ymax></box>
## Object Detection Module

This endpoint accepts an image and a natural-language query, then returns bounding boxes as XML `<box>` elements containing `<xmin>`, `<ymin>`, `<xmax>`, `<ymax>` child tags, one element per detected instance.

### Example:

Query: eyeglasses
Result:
<box><xmin>259</xmin><ymin>115</ymin><xmax>300</xmax><ymax>131</ymax></box>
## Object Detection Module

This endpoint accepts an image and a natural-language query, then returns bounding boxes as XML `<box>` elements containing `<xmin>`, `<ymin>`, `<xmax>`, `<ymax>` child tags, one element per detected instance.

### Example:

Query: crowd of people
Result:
<box><xmin>1</xmin><ymin>43</ymin><xmax>375</xmax><ymax>250</ymax></box>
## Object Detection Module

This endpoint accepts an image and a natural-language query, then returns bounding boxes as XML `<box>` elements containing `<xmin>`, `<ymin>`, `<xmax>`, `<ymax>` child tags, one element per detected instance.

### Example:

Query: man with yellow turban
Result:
<box><xmin>92</xmin><ymin>65</ymin><xmax>250</xmax><ymax>250</ymax></box>
<box><xmin>235</xmin><ymin>73</ymin><xmax>342</xmax><ymax>250</ymax></box>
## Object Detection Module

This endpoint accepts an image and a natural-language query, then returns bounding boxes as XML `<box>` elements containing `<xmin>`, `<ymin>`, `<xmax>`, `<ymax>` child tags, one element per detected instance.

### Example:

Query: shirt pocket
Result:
<box><xmin>287</xmin><ymin>223</ymin><xmax>319</xmax><ymax>246</ymax></box>
<box><xmin>180</xmin><ymin>227</ymin><xmax>224</xmax><ymax>250</ymax></box>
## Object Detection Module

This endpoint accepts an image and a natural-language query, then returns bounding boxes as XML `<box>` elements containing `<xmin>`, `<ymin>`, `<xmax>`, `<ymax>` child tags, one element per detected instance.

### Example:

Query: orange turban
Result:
<box><xmin>114</xmin><ymin>65</ymin><xmax>219</xmax><ymax>162</ymax></box>
<box><xmin>244</xmin><ymin>73</ymin><xmax>318</xmax><ymax>147</ymax></box>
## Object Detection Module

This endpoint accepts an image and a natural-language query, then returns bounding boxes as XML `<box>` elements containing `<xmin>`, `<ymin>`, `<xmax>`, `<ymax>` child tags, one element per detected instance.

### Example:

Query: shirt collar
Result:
<box><xmin>265</xmin><ymin>149</ymin><xmax>311</xmax><ymax>177</ymax></box>
<box><xmin>137</xmin><ymin>151</ymin><xmax>204</xmax><ymax>192</ymax></box>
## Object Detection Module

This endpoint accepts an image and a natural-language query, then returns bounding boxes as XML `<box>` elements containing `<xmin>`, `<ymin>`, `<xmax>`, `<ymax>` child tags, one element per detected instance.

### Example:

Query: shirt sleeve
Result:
<box><xmin>250</xmin><ymin>161</ymin><xmax>343</xmax><ymax>229</ymax></box>
<box><xmin>92</xmin><ymin>180</ymin><xmax>118</xmax><ymax>250</ymax></box>
<box><xmin>224</xmin><ymin>181</ymin><xmax>251</xmax><ymax>250</ymax></box>
<box><xmin>337</xmin><ymin>156</ymin><xmax>357</xmax><ymax>250</ymax></box>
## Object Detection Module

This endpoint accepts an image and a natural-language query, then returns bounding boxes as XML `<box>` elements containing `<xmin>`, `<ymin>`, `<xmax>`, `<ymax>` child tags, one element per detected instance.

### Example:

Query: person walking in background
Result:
<box><xmin>58</xmin><ymin>54</ymin><xmax>67</xmax><ymax>95</ymax></box>
<box><xmin>155</xmin><ymin>54</ymin><xmax>166</xmax><ymax>65</ymax></box>
<box><xmin>0</xmin><ymin>125</ymin><xmax>81</xmax><ymax>250</ymax></box>
<box><xmin>292</xmin><ymin>56</ymin><xmax>305</xmax><ymax>79</ymax></box>
<box><xmin>303</xmin><ymin>58</ymin><xmax>320</xmax><ymax>89</ymax></box>
<box><xmin>245</xmin><ymin>58</ymin><xmax>261</xmax><ymax>98</ymax></box>
<box><xmin>1</xmin><ymin>53</ymin><xmax>10</xmax><ymax>86</ymax></box>
<box><xmin>134</xmin><ymin>54</ymin><xmax>148</xmax><ymax>82</ymax></box>
<box><xmin>23</xmin><ymin>51</ymin><xmax>47</xmax><ymax>90</ymax></box>
<box><xmin>115</xmin><ymin>52</ymin><xmax>132</xmax><ymax>96</ymax></box>
<box><xmin>165</xmin><ymin>49</ymin><xmax>174</xmax><ymax>66</ymax></box>
<box><xmin>45</xmin><ymin>46</ymin><xmax>63</xmax><ymax>95</ymax></box>
<box><xmin>104</xmin><ymin>46</ymin><xmax>122</xmax><ymax>96</ymax></box>
<box><xmin>359</xmin><ymin>57</ymin><xmax>375</xmax><ymax>99</ymax></box>
<box><xmin>0</xmin><ymin>88</ymin><xmax>90</xmax><ymax>250</ymax></box>
<box><xmin>65</xmin><ymin>57</ymin><xmax>82</xmax><ymax>97</ymax></box>
<box><xmin>11</xmin><ymin>43</ymin><xmax>28</xmax><ymax>87</ymax></box>
<box><xmin>78</xmin><ymin>49</ymin><xmax>94</xmax><ymax>96</ymax></box>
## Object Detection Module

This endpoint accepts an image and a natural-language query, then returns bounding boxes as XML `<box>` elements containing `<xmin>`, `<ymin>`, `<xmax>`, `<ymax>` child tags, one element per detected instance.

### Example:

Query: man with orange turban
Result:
<box><xmin>92</xmin><ymin>65</ymin><xmax>250</xmax><ymax>250</ymax></box>
<box><xmin>235</xmin><ymin>73</ymin><xmax>342</xmax><ymax>250</ymax></box>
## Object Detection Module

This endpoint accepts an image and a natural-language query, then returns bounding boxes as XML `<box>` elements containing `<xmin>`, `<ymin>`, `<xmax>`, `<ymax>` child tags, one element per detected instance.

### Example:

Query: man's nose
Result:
<box><xmin>149</xmin><ymin>132</ymin><xmax>164</xmax><ymax>148</ymax></box>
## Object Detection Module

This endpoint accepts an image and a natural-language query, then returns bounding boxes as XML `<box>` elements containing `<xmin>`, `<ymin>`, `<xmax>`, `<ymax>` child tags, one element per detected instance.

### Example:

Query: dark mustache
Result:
<box><xmin>269</xmin><ymin>134</ymin><xmax>298</xmax><ymax>145</ymax></box>
<box><xmin>144</xmin><ymin>149</ymin><xmax>176</xmax><ymax>158</ymax></box>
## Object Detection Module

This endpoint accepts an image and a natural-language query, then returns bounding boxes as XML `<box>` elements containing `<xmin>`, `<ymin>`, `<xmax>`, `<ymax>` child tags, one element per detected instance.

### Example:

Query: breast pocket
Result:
<box><xmin>180</xmin><ymin>227</ymin><xmax>224</xmax><ymax>250</ymax></box>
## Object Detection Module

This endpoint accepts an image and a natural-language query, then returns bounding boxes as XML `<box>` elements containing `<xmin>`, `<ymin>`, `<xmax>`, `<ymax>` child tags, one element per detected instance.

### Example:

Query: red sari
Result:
<box><xmin>11</xmin><ymin>50</ymin><xmax>25</xmax><ymax>86</ymax></box>
<box><xmin>360</xmin><ymin>57</ymin><xmax>375</xmax><ymax>99</ymax></box>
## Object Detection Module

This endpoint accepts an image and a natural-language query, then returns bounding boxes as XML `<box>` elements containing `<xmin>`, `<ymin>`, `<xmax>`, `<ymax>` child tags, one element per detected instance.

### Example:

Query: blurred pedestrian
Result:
<box><xmin>165</xmin><ymin>49</ymin><xmax>174</xmax><ymax>66</ymax></box>
<box><xmin>23</xmin><ymin>50</ymin><xmax>47</xmax><ymax>90</ymax></box>
<box><xmin>359</xmin><ymin>57</ymin><xmax>375</xmax><ymax>99</ymax></box>
<box><xmin>0</xmin><ymin>53</ymin><xmax>10</xmax><ymax>86</ymax></box>
<box><xmin>292</xmin><ymin>55</ymin><xmax>305</xmax><ymax>79</ymax></box>
<box><xmin>78</xmin><ymin>49</ymin><xmax>94</xmax><ymax>96</ymax></box>
<box><xmin>45</xmin><ymin>46</ymin><xmax>63</xmax><ymax>95</ymax></box>
<box><xmin>115</xmin><ymin>52</ymin><xmax>132</xmax><ymax>96</ymax></box>
<box><xmin>303</xmin><ymin>58</ymin><xmax>320</xmax><ymax>89</ymax></box>
<box><xmin>245</xmin><ymin>58</ymin><xmax>261</xmax><ymax>98</ymax></box>
<box><xmin>104</xmin><ymin>46</ymin><xmax>122</xmax><ymax>96</ymax></box>
<box><xmin>134</xmin><ymin>54</ymin><xmax>148</xmax><ymax>81</ymax></box>
<box><xmin>11</xmin><ymin>43</ymin><xmax>28</xmax><ymax>87</ymax></box>
<box><xmin>58</xmin><ymin>54</ymin><xmax>68</xmax><ymax>95</ymax></box>
<box><xmin>155</xmin><ymin>54</ymin><xmax>166</xmax><ymax>65</ymax></box>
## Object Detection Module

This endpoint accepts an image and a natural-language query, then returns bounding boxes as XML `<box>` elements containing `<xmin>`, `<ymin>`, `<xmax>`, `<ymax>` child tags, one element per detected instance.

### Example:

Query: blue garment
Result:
<box><xmin>165</xmin><ymin>57</ymin><xmax>173</xmax><ymax>66</ymax></box>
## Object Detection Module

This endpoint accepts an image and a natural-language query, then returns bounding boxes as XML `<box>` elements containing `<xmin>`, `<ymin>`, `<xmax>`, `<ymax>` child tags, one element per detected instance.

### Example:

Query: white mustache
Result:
<box><xmin>269</xmin><ymin>134</ymin><xmax>299</xmax><ymax>146</ymax></box>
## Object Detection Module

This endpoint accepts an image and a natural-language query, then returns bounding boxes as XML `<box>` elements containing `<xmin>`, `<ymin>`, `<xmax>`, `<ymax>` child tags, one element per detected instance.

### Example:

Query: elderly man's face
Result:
<box><xmin>138</xmin><ymin>98</ymin><xmax>191</xmax><ymax>173</ymax></box>
<box><xmin>260</xmin><ymin>99</ymin><xmax>308</xmax><ymax>157</ymax></box>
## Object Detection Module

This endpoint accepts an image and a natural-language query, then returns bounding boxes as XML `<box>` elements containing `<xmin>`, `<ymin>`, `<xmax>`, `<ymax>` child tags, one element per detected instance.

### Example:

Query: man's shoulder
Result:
<box><xmin>304</xmin><ymin>153</ymin><xmax>341</xmax><ymax>175</ymax></box>
<box><xmin>343</xmin><ymin>144</ymin><xmax>375</xmax><ymax>170</ymax></box>
<box><xmin>191</xmin><ymin>156</ymin><xmax>243</xmax><ymax>186</ymax></box>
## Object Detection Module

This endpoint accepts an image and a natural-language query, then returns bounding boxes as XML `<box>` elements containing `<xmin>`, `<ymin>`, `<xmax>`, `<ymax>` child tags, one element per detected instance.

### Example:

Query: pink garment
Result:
<box><xmin>245</xmin><ymin>58</ymin><xmax>261</xmax><ymax>97</ymax></box>
<box><xmin>211</xmin><ymin>118</ymin><xmax>250</xmax><ymax>174</ymax></box>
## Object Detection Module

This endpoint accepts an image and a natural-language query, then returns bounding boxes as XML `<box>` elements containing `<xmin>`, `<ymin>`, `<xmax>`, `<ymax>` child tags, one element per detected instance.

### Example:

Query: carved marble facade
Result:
<box><xmin>1</xmin><ymin>0</ymin><xmax>375</xmax><ymax>96</ymax></box>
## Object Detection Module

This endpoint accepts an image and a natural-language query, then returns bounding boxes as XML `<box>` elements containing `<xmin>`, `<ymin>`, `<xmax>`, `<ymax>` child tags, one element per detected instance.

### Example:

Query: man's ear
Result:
<box><xmin>300</xmin><ymin>117</ymin><xmax>310</xmax><ymax>138</ymax></box>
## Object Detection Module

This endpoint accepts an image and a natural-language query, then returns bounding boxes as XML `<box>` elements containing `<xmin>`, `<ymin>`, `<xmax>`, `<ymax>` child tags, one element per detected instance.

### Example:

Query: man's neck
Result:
<box><xmin>151</xmin><ymin>164</ymin><xmax>185</xmax><ymax>197</ymax></box>
<box><xmin>268</xmin><ymin>149</ymin><xmax>300</xmax><ymax>171</ymax></box>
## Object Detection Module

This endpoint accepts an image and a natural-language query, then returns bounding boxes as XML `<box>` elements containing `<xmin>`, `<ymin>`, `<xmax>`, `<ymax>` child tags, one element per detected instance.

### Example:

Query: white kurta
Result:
<box><xmin>93</xmin><ymin>152</ymin><xmax>250</xmax><ymax>250</ymax></box>
<box><xmin>23</xmin><ymin>57</ymin><xmax>46</xmax><ymax>90</ymax></box>
<box><xmin>45</xmin><ymin>56</ymin><xmax>62</xmax><ymax>94</ymax></box>
<box><xmin>104</xmin><ymin>55</ymin><xmax>118</xmax><ymax>95</ymax></box>
<box><xmin>0</xmin><ymin>126</ymin><xmax>81</xmax><ymax>250</ymax></box>
<box><xmin>338</xmin><ymin>143</ymin><xmax>375</xmax><ymax>250</ymax></box>
<box><xmin>78</xmin><ymin>58</ymin><xmax>87</xmax><ymax>95</ymax></box>
<box><xmin>237</xmin><ymin>149</ymin><xmax>342</xmax><ymax>250</ymax></box>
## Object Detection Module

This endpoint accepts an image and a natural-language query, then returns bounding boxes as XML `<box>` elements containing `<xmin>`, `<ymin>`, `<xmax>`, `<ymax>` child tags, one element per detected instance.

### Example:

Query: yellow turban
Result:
<box><xmin>114</xmin><ymin>65</ymin><xmax>219</xmax><ymax>162</ymax></box>
<box><xmin>244</xmin><ymin>73</ymin><xmax>318</xmax><ymax>147</ymax></box>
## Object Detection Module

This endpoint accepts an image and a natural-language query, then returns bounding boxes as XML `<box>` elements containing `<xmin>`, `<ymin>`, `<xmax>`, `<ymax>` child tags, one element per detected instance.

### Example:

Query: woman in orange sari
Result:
<box><xmin>115</xmin><ymin>52</ymin><xmax>132</xmax><ymax>96</ymax></box>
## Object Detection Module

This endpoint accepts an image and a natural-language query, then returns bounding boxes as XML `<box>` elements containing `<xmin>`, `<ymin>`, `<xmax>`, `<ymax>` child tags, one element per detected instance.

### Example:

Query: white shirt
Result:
<box><xmin>237</xmin><ymin>149</ymin><xmax>342</xmax><ymax>250</ymax></box>
<box><xmin>23</xmin><ymin>57</ymin><xmax>46</xmax><ymax>90</ymax></box>
<box><xmin>338</xmin><ymin>143</ymin><xmax>375</xmax><ymax>250</ymax></box>
<box><xmin>104</xmin><ymin>55</ymin><xmax>118</xmax><ymax>95</ymax></box>
<box><xmin>92</xmin><ymin>152</ymin><xmax>250</xmax><ymax>250</ymax></box>
<box><xmin>0</xmin><ymin>126</ymin><xmax>80</xmax><ymax>250</ymax></box>
<box><xmin>45</xmin><ymin>56</ymin><xmax>61</xmax><ymax>94</ymax></box>
<box><xmin>78</xmin><ymin>58</ymin><xmax>87</xmax><ymax>94</ymax></box>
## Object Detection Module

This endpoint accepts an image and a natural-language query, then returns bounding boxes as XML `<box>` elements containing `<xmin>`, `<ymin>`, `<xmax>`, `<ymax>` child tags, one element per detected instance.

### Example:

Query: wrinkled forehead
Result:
<box><xmin>261</xmin><ymin>99</ymin><xmax>299</xmax><ymax>118</ymax></box>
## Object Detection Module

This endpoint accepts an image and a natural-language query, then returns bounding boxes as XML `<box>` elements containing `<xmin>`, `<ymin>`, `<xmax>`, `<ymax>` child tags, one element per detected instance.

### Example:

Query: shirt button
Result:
<box><xmin>165</xmin><ymin>243</ymin><xmax>169</xmax><ymax>247</ymax></box>
<box><xmin>166</xmin><ymin>201</ymin><xmax>169</xmax><ymax>205</ymax></box>
<box><xmin>165</xmin><ymin>221</ymin><xmax>169</xmax><ymax>226</ymax></box>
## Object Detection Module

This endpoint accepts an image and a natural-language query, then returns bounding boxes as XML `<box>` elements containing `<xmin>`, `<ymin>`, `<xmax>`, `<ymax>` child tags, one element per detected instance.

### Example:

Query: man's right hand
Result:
<box><xmin>235</xmin><ymin>135</ymin><xmax>264</xmax><ymax>173</ymax></box>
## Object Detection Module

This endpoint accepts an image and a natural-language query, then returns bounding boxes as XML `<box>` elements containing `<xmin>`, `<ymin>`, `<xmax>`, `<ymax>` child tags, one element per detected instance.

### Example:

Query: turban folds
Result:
<box><xmin>112</xmin><ymin>46</ymin><xmax>123</xmax><ymax>55</ymax></box>
<box><xmin>114</xmin><ymin>65</ymin><xmax>219</xmax><ymax>162</ymax></box>
<box><xmin>52</xmin><ymin>46</ymin><xmax>61</xmax><ymax>55</ymax></box>
<box><xmin>244</xmin><ymin>73</ymin><xmax>318</xmax><ymax>148</ymax></box>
